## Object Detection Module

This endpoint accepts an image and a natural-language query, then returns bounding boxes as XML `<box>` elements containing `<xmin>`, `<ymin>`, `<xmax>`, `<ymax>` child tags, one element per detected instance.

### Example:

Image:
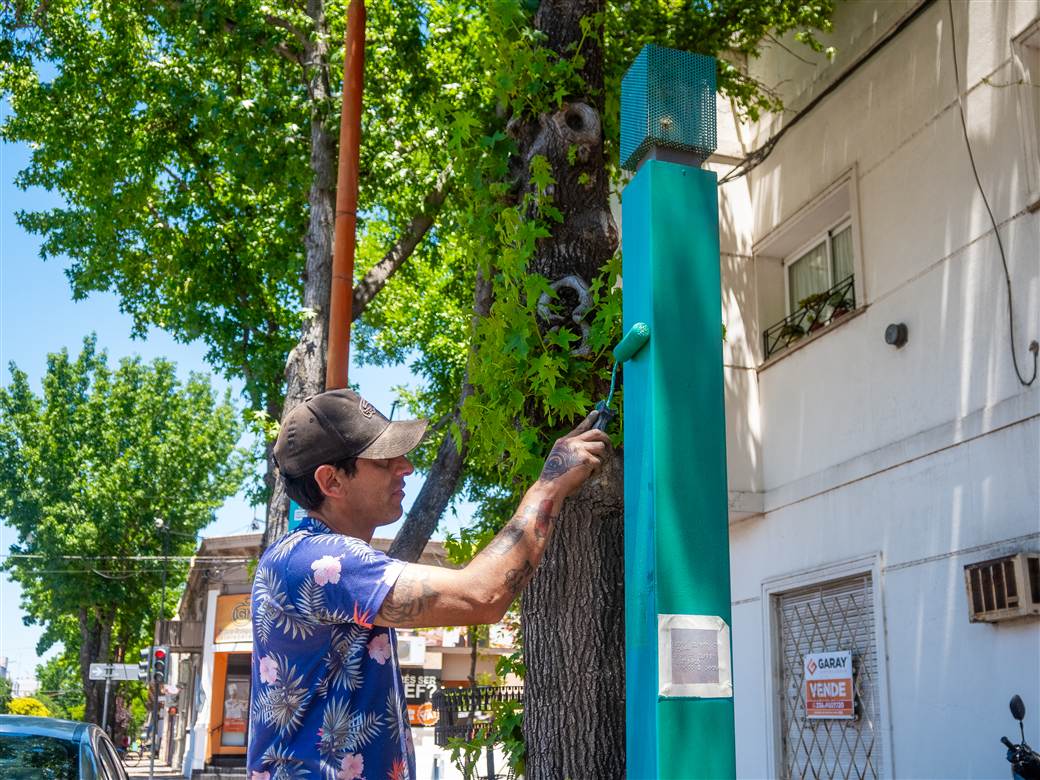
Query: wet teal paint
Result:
<box><xmin>622</xmin><ymin>160</ymin><xmax>735</xmax><ymax>779</ymax></box>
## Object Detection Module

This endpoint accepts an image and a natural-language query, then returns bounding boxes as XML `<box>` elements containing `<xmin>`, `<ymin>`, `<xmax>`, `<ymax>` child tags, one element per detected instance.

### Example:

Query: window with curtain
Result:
<box><xmin>787</xmin><ymin>222</ymin><xmax>854</xmax><ymax>312</ymax></box>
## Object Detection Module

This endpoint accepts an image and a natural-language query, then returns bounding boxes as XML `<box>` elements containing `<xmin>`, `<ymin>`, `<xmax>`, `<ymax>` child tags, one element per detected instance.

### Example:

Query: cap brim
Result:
<box><xmin>356</xmin><ymin>419</ymin><xmax>428</xmax><ymax>459</ymax></box>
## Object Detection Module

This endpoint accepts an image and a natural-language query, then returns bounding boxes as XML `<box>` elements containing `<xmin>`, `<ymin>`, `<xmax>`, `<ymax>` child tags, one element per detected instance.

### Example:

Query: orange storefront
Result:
<box><xmin>206</xmin><ymin>594</ymin><xmax>253</xmax><ymax>763</ymax></box>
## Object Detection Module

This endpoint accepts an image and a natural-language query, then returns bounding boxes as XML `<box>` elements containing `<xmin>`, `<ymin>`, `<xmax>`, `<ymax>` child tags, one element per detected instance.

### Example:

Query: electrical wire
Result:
<box><xmin>3</xmin><ymin>563</ymin><xmax>243</xmax><ymax>575</ymax></box>
<box><xmin>718</xmin><ymin>0</ymin><xmax>940</xmax><ymax>186</ymax></box>
<box><xmin>947</xmin><ymin>0</ymin><xmax>1038</xmax><ymax>387</ymax></box>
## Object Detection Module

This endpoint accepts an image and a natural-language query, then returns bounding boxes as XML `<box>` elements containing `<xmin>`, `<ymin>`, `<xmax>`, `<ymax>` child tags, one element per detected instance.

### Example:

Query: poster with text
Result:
<box><xmin>804</xmin><ymin>650</ymin><xmax>854</xmax><ymax>719</ymax></box>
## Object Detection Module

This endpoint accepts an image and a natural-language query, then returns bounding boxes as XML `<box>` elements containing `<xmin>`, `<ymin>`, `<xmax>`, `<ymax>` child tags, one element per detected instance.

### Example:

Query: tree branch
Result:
<box><xmin>351</xmin><ymin>166</ymin><xmax>453</xmax><ymax>321</ymax></box>
<box><xmin>387</xmin><ymin>265</ymin><xmax>491</xmax><ymax>562</ymax></box>
<box><xmin>155</xmin><ymin>1</ymin><xmax>304</xmax><ymax>66</ymax></box>
<box><xmin>262</xmin><ymin>12</ymin><xmax>310</xmax><ymax>49</ymax></box>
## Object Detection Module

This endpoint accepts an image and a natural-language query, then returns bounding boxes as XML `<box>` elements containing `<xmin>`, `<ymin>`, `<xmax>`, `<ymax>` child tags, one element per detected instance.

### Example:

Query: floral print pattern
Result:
<box><xmin>367</xmin><ymin>634</ymin><xmax>392</xmax><ymax>665</ymax></box>
<box><xmin>248</xmin><ymin>517</ymin><xmax>412</xmax><ymax>779</ymax></box>
<box><xmin>338</xmin><ymin>753</ymin><xmax>364</xmax><ymax>779</ymax></box>
<box><xmin>311</xmin><ymin>554</ymin><xmax>344</xmax><ymax>585</ymax></box>
<box><xmin>258</xmin><ymin>655</ymin><xmax>279</xmax><ymax>685</ymax></box>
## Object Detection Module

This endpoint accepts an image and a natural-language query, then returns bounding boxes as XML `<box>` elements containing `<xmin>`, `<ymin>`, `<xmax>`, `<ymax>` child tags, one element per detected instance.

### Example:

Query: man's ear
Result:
<box><xmin>313</xmin><ymin>464</ymin><xmax>347</xmax><ymax>500</ymax></box>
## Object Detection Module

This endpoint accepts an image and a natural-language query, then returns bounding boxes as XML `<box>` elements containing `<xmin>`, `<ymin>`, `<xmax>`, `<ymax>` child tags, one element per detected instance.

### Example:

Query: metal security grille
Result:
<box><xmin>775</xmin><ymin>574</ymin><xmax>884</xmax><ymax>780</ymax></box>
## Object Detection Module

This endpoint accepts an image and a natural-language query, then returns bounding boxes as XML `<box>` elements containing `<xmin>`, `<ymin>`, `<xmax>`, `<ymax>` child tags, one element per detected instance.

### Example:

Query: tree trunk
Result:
<box><xmin>79</xmin><ymin>606</ymin><xmax>114</xmax><ymax>726</ymax></box>
<box><xmin>522</xmin><ymin>457</ymin><xmax>624</xmax><ymax>778</ymax></box>
<box><xmin>79</xmin><ymin>607</ymin><xmax>100</xmax><ymax>724</ymax></box>
<box><xmin>264</xmin><ymin>0</ymin><xmax>337</xmax><ymax>547</ymax></box>
<box><xmin>516</xmin><ymin>1</ymin><xmax>625</xmax><ymax>776</ymax></box>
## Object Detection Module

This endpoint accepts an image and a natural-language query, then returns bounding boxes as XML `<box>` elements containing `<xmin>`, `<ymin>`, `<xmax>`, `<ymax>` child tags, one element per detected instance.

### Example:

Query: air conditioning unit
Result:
<box><xmin>397</xmin><ymin>636</ymin><xmax>427</xmax><ymax>666</ymax></box>
<box><xmin>964</xmin><ymin>553</ymin><xmax>1040</xmax><ymax>623</ymax></box>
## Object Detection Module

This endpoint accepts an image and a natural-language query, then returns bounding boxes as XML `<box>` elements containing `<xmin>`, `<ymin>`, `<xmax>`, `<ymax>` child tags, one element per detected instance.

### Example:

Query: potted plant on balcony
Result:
<box><xmin>828</xmin><ymin>288</ymin><xmax>852</xmax><ymax>320</ymax></box>
<box><xmin>797</xmin><ymin>292</ymin><xmax>830</xmax><ymax>333</ymax></box>
<box><xmin>779</xmin><ymin>321</ymin><xmax>806</xmax><ymax>344</ymax></box>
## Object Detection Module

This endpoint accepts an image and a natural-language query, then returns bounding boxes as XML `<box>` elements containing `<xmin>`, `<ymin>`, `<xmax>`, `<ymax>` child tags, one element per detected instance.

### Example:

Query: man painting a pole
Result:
<box><xmin>249</xmin><ymin>9</ymin><xmax>611</xmax><ymax>776</ymax></box>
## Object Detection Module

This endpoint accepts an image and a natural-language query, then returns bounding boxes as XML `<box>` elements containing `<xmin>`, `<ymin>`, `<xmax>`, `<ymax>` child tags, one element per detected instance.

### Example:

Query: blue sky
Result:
<box><xmin>0</xmin><ymin>133</ymin><xmax>468</xmax><ymax>686</ymax></box>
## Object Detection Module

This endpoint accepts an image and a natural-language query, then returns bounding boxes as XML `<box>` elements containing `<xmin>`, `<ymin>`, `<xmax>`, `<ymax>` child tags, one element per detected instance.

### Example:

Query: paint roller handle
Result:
<box><xmin>592</xmin><ymin>400</ymin><xmax>615</xmax><ymax>431</ymax></box>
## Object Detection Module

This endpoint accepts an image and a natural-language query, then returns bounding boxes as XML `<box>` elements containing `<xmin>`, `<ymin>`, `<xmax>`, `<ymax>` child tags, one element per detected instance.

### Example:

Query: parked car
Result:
<box><xmin>0</xmin><ymin>714</ymin><xmax>128</xmax><ymax>779</ymax></box>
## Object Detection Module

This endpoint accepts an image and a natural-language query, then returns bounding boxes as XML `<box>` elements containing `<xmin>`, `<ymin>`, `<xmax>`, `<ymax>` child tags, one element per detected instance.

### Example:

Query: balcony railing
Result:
<box><xmin>763</xmin><ymin>274</ymin><xmax>856</xmax><ymax>359</ymax></box>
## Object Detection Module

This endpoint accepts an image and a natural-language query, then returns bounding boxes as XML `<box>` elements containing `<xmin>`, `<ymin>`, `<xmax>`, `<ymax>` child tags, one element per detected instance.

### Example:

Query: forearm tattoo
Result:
<box><xmin>539</xmin><ymin>441</ymin><xmax>582</xmax><ymax>481</ymax></box>
<box><xmin>483</xmin><ymin>499</ymin><xmax>558</xmax><ymax>556</ymax></box>
<box><xmin>483</xmin><ymin>519</ymin><xmax>525</xmax><ymax>557</ymax></box>
<box><xmin>504</xmin><ymin>560</ymin><xmax>535</xmax><ymax>596</ymax></box>
<box><xmin>534</xmin><ymin>498</ymin><xmax>555</xmax><ymax>541</ymax></box>
<box><xmin>379</xmin><ymin>569</ymin><xmax>437</xmax><ymax>623</ymax></box>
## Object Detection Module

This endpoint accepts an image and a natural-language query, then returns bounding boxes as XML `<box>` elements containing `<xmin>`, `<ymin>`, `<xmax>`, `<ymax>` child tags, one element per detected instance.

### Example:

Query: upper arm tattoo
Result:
<box><xmin>379</xmin><ymin>568</ymin><xmax>437</xmax><ymax>624</ymax></box>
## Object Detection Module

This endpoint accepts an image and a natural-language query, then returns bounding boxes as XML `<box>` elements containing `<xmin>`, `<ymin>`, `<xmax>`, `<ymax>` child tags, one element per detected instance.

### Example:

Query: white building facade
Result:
<box><xmin>711</xmin><ymin>1</ymin><xmax>1040</xmax><ymax>777</ymax></box>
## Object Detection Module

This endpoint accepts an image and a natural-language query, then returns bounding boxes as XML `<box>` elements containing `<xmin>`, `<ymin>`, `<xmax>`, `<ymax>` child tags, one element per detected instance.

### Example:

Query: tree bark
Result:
<box><xmin>79</xmin><ymin>606</ymin><xmax>114</xmax><ymax>726</ymax></box>
<box><xmin>264</xmin><ymin>0</ymin><xmax>337</xmax><ymax>548</ymax></box>
<box><xmin>516</xmin><ymin>2</ymin><xmax>625</xmax><ymax>777</ymax></box>
<box><xmin>79</xmin><ymin>607</ymin><xmax>100</xmax><ymax>724</ymax></box>
<box><xmin>522</xmin><ymin>457</ymin><xmax>624</xmax><ymax>778</ymax></box>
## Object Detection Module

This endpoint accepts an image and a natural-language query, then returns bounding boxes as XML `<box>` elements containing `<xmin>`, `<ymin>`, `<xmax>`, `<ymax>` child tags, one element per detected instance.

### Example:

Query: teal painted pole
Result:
<box><xmin>621</xmin><ymin>46</ymin><xmax>735</xmax><ymax>780</ymax></box>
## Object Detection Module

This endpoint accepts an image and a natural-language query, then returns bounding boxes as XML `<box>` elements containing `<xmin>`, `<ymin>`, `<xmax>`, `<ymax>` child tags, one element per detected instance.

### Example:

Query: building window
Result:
<box><xmin>763</xmin><ymin>219</ymin><xmax>857</xmax><ymax>359</ymax></box>
<box><xmin>773</xmin><ymin>574</ymin><xmax>884</xmax><ymax>780</ymax></box>
<box><xmin>786</xmin><ymin>223</ymin><xmax>854</xmax><ymax>313</ymax></box>
<box><xmin>1012</xmin><ymin>20</ymin><xmax>1040</xmax><ymax>203</ymax></box>
<box><xmin>753</xmin><ymin>170</ymin><xmax>864</xmax><ymax>362</ymax></box>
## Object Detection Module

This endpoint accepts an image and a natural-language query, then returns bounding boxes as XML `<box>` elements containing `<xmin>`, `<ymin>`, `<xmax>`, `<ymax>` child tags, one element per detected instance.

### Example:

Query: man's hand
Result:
<box><xmin>376</xmin><ymin>409</ymin><xmax>612</xmax><ymax>629</ymax></box>
<box><xmin>536</xmin><ymin>409</ymin><xmax>612</xmax><ymax>499</ymax></box>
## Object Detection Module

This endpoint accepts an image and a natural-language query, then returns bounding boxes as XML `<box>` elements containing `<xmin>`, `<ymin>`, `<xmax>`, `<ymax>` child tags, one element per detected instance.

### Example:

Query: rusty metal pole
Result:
<box><xmin>326</xmin><ymin>0</ymin><xmax>366</xmax><ymax>390</ymax></box>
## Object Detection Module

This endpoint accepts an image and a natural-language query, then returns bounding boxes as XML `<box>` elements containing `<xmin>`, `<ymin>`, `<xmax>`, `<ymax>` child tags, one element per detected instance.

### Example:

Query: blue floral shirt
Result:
<box><xmin>248</xmin><ymin>517</ymin><xmax>414</xmax><ymax>780</ymax></box>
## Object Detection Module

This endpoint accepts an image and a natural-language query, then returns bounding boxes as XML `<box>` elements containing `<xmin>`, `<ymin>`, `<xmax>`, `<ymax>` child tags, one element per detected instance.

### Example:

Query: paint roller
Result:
<box><xmin>593</xmin><ymin>322</ymin><xmax>651</xmax><ymax>431</ymax></box>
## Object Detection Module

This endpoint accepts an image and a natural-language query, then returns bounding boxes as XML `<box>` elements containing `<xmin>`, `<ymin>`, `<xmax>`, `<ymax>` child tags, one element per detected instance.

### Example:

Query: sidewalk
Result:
<box><xmin>124</xmin><ymin>758</ymin><xmax>187</xmax><ymax>779</ymax></box>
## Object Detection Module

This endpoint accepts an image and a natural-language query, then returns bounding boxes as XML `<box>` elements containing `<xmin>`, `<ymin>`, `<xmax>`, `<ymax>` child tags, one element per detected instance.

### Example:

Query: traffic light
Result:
<box><xmin>138</xmin><ymin>646</ymin><xmax>152</xmax><ymax>681</ymax></box>
<box><xmin>152</xmin><ymin>646</ymin><xmax>169</xmax><ymax>684</ymax></box>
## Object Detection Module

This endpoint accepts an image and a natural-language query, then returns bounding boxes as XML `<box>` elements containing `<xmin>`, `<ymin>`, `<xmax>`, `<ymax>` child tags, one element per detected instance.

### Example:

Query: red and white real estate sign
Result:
<box><xmin>804</xmin><ymin>651</ymin><xmax>854</xmax><ymax>719</ymax></box>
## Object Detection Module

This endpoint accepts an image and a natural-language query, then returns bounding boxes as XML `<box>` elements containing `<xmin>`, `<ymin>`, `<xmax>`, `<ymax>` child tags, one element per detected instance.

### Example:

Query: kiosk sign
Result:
<box><xmin>804</xmin><ymin>651</ymin><xmax>854</xmax><ymax>719</ymax></box>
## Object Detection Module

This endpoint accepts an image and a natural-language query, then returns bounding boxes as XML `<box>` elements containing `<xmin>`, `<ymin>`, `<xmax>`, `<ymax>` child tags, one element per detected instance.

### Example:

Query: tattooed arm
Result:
<box><xmin>374</xmin><ymin>411</ymin><xmax>611</xmax><ymax>628</ymax></box>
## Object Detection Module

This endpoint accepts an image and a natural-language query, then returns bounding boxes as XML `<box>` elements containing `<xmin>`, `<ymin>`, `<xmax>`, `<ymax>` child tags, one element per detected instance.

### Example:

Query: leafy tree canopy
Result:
<box><xmin>0</xmin><ymin>1</ymin><xmax>833</xmax><ymax>510</ymax></box>
<box><xmin>36</xmin><ymin>652</ymin><xmax>84</xmax><ymax>717</ymax></box>
<box><xmin>0</xmin><ymin>335</ymin><xmax>245</xmax><ymax>712</ymax></box>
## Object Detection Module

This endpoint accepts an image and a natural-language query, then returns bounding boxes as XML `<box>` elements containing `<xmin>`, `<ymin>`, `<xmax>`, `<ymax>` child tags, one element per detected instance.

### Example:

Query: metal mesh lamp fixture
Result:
<box><xmin>620</xmin><ymin>44</ymin><xmax>717</xmax><ymax>170</ymax></box>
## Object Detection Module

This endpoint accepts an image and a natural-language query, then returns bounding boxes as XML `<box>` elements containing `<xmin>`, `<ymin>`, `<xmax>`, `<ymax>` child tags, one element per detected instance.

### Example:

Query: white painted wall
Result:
<box><xmin>715</xmin><ymin>2</ymin><xmax>1040</xmax><ymax>777</ymax></box>
<box><xmin>183</xmin><ymin>588</ymin><xmax>219</xmax><ymax>776</ymax></box>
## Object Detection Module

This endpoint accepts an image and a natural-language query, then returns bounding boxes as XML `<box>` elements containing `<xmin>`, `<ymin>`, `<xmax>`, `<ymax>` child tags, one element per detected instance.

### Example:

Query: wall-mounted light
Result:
<box><xmin>885</xmin><ymin>323</ymin><xmax>909</xmax><ymax>348</ymax></box>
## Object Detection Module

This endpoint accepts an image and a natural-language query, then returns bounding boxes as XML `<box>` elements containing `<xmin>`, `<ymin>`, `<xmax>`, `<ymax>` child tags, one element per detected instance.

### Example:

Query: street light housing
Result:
<box><xmin>620</xmin><ymin>44</ymin><xmax>717</xmax><ymax>171</ymax></box>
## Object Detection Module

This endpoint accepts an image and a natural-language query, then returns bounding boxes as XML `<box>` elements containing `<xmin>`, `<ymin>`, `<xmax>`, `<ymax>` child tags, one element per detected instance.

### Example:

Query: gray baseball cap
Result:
<box><xmin>273</xmin><ymin>389</ymin><xmax>427</xmax><ymax>478</ymax></box>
